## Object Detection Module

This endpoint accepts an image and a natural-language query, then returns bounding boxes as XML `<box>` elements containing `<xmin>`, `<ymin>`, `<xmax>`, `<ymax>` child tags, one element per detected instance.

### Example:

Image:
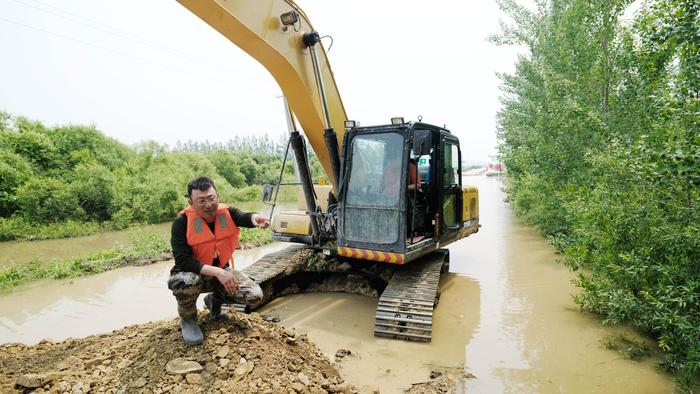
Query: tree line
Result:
<box><xmin>0</xmin><ymin>112</ymin><xmax>322</xmax><ymax>240</ymax></box>
<box><xmin>494</xmin><ymin>0</ymin><xmax>698</xmax><ymax>387</ymax></box>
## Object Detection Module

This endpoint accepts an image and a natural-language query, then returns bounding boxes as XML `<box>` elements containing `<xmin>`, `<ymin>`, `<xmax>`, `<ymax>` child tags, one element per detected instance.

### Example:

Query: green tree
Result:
<box><xmin>2</xmin><ymin>129</ymin><xmax>60</xmax><ymax>171</ymax></box>
<box><xmin>46</xmin><ymin>125</ymin><xmax>133</xmax><ymax>170</ymax></box>
<box><xmin>210</xmin><ymin>150</ymin><xmax>247</xmax><ymax>187</ymax></box>
<box><xmin>16</xmin><ymin>178</ymin><xmax>84</xmax><ymax>223</ymax></box>
<box><xmin>71</xmin><ymin>163</ymin><xmax>114</xmax><ymax>220</ymax></box>
<box><xmin>0</xmin><ymin>148</ymin><xmax>33</xmax><ymax>216</ymax></box>
<box><xmin>494</xmin><ymin>0</ymin><xmax>700</xmax><ymax>387</ymax></box>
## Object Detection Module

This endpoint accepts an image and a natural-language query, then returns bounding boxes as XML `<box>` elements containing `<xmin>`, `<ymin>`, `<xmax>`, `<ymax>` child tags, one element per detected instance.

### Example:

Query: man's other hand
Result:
<box><xmin>251</xmin><ymin>214</ymin><xmax>271</xmax><ymax>229</ymax></box>
<box><xmin>217</xmin><ymin>269</ymin><xmax>240</xmax><ymax>294</ymax></box>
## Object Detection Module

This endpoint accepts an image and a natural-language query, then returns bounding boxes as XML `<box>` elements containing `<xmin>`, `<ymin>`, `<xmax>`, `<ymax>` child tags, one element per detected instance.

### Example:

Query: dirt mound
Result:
<box><xmin>1</xmin><ymin>312</ymin><xmax>353</xmax><ymax>393</ymax></box>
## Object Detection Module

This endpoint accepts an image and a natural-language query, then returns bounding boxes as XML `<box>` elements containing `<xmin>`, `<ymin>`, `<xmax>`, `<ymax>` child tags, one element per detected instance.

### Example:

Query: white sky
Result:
<box><xmin>0</xmin><ymin>0</ymin><xmax>522</xmax><ymax>164</ymax></box>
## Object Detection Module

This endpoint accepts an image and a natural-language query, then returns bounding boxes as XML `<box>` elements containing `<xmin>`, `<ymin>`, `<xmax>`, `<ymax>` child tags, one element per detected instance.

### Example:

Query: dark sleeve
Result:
<box><xmin>171</xmin><ymin>214</ymin><xmax>204</xmax><ymax>274</ymax></box>
<box><xmin>228</xmin><ymin>207</ymin><xmax>256</xmax><ymax>228</ymax></box>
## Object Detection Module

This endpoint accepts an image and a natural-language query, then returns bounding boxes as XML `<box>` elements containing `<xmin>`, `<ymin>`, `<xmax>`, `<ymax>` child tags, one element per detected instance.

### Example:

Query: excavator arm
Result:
<box><xmin>177</xmin><ymin>0</ymin><xmax>348</xmax><ymax>189</ymax></box>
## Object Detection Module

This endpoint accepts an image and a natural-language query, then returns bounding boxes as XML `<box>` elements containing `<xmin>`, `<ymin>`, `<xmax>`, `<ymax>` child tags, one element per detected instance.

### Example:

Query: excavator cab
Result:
<box><xmin>336</xmin><ymin>121</ymin><xmax>478</xmax><ymax>265</ymax></box>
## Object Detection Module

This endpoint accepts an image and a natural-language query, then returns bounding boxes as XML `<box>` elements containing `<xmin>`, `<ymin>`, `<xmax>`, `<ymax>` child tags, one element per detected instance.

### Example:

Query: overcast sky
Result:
<box><xmin>0</xmin><ymin>0</ymin><xmax>523</xmax><ymax>164</ymax></box>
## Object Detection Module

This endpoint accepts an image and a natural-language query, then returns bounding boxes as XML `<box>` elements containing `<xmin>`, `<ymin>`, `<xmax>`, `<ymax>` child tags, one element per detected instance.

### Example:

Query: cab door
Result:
<box><xmin>440</xmin><ymin>136</ymin><xmax>462</xmax><ymax>239</ymax></box>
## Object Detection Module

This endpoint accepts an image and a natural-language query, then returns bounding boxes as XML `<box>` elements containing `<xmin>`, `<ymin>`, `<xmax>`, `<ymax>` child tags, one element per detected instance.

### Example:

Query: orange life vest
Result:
<box><xmin>179</xmin><ymin>204</ymin><xmax>240</xmax><ymax>268</ymax></box>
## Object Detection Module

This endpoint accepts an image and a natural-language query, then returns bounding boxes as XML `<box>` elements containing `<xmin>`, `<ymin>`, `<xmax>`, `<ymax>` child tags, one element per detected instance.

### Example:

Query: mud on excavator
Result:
<box><xmin>177</xmin><ymin>0</ymin><xmax>479</xmax><ymax>341</ymax></box>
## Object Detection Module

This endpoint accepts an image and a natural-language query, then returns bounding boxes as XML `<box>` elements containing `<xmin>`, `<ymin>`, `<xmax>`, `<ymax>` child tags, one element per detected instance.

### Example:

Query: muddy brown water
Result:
<box><xmin>0</xmin><ymin>201</ymin><xmax>292</xmax><ymax>268</ymax></box>
<box><xmin>0</xmin><ymin>178</ymin><xmax>672</xmax><ymax>392</ymax></box>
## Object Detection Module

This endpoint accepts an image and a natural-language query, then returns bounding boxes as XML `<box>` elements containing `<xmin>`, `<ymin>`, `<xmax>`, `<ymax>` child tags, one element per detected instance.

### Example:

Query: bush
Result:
<box><xmin>16</xmin><ymin>178</ymin><xmax>85</xmax><ymax>223</ymax></box>
<box><xmin>0</xmin><ymin>148</ymin><xmax>33</xmax><ymax>216</ymax></box>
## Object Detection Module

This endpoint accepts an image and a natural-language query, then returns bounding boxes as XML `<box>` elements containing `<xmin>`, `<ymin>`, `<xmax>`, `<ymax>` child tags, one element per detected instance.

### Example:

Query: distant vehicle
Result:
<box><xmin>485</xmin><ymin>162</ymin><xmax>505</xmax><ymax>176</ymax></box>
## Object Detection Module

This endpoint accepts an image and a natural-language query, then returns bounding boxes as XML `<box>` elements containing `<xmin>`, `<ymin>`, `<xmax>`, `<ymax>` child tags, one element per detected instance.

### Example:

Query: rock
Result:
<box><xmin>234</xmin><ymin>361</ymin><xmax>255</xmax><ymax>377</ymax></box>
<box><xmin>297</xmin><ymin>372</ymin><xmax>310</xmax><ymax>386</ymax></box>
<box><xmin>215</xmin><ymin>334</ymin><xmax>228</xmax><ymax>345</ymax></box>
<box><xmin>329</xmin><ymin>384</ymin><xmax>353</xmax><ymax>394</ymax></box>
<box><xmin>16</xmin><ymin>373</ymin><xmax>55</xmax><ymax>388</ymax></box>
<box><xmin>219</xmin><ymin>358</ymin><xmax>230</xmax><ymax>368</ymax></box>
<box><xmin>232</xmin><ymin>318</ymin><xmax>252</xmax><ymax>331</ymax></box>
<box><xmin>205</xmin><ymin>361</ymin><xmax>218</xmax><ymax>373</ymax></box>
<box><xmin>430</xmin><ymin>370</ymin><xmax>442</xmax><ymax>379</ymax></box>
<box><xmin>335</xmin><ymin>349</ymin><xmax>352</xmax><ymax>359</ymax></box>
<box><xmin>185</xmin><ymin>373</ymin><xmax>202</xmax><ymax>384</ymax></box>
<box><xmin>116</xmin><ymin>358</ymin><xmax>131</xmax><ymax>369</ymax></box>
<box><xmin>71</xmin><ymin>382</ymin><xmax>87</xmax><ymax>394</ymax></box>
<box><xmin>165</xmin><ymin>358</ymin><xmax>204</xmax><ymax>375</ymax></box>
<box><xmin>216</xmin><ymin>345</ymin><xmax>230</xmax><ymax>358</ymax></box>
<box><xmin>286</xmin><ymin>337</ymin><xmax>297</xmax><ymax>345</ymax></box>
<box><xmin>85</xmin><ymin>357</ymin><xmax>109</xmax><ymax>369</ymax></box>
<box><xmin>131</xmin><ymin>377</ymin><xmax>147</xmax><ymax>388</ymax></box>
<box><xmin>291</xmin><ymin>382</ymin><xmax>305</xmax><ymax>393</ymax></box>
<box><xmin>262</xmin><ymin>315</ymin><xmax>281</xmax><ymax>323</ymax></box>
<box><xmin>271</xmin><ymin>380</ymin><xmax>281</xmax><ymax>390</ymax></box>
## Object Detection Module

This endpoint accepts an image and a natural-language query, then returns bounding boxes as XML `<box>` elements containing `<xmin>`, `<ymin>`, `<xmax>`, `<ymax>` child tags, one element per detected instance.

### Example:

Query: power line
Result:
<box><xmin>12</xmin><ymin>0</ymin><xmax>199</xmax><ymax>61</ymax></box>
<box><xmin>0</xmin><ymin>15</ymin><xmax>215</xmax><ymax>80</ymax></box>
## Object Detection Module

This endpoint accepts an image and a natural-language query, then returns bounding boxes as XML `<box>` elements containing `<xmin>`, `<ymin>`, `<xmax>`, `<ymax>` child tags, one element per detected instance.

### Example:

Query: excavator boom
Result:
<box><xmin>177</xmin><ymin>0</ymin><xmax>347</xmax><ymax>189</ymax></box>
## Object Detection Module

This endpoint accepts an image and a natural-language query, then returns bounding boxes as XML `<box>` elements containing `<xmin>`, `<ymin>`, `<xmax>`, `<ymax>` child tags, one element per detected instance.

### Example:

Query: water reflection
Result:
<box><xmin>257</xmin><ymin>273</ymin><xmax>480</xmax><ymax>393</ymax></box>
<box><xmin>0</xmin><ymin>243</ymin><xmax>290</xmax><ymax>344</ymax></box>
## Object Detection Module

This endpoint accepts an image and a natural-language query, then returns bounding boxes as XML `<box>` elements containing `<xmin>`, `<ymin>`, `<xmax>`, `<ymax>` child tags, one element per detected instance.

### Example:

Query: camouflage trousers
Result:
<box><xmin>167</xmin><ymin>269</ymin><xmax>263</xmax><ymax>319</ymax></box>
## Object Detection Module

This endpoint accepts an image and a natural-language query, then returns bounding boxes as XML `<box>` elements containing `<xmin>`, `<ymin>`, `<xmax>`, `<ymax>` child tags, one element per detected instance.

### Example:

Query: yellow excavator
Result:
<box><xmin>177</xmin><ymin>0</ymin><xmax>479</xmax><ymax>341</ymax></box>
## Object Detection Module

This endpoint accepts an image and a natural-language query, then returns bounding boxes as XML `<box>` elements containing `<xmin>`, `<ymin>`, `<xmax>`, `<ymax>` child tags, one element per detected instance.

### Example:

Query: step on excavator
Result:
<box><xmin>177</xmin><ymin>0</ymin><xmax>479</xmax><ymax>341</ymax></box>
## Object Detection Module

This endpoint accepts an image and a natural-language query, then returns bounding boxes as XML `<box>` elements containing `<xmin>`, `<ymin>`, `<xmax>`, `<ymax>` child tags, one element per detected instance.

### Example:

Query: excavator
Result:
<box><xmin>177</xmin><ymin>0</ymin><xmax>479</xmax><ymax>341</ymax></box>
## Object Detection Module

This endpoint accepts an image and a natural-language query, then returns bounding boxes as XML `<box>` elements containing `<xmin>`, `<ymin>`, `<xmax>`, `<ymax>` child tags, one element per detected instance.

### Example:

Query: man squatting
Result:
<box><xmin>167</xmin><ymin>176</ymin><xmax>270</xmax><ymax>345</ymax></box>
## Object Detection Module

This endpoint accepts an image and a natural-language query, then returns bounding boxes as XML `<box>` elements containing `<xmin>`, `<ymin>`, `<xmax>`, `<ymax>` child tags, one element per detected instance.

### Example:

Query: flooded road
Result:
<box><xmin>0</xmin><ymin>177</ymin><xmax>672</xmax><ymax>392</ymax></box>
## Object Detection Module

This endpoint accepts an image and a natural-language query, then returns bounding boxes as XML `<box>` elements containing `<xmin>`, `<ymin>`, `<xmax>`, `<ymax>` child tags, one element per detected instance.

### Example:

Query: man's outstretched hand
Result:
<box><xmin>251</xmin><ymin>214</ymin><xmax>271</xmax><ymax>229</ymax></box>
<box><xmin>217</xmin><ymin>268</ymin><xmax>240</xmax><ymax>294</ymax></box>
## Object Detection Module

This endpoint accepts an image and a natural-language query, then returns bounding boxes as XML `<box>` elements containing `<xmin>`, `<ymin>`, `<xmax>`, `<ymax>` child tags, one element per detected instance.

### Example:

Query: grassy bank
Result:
<box><xmin>0</xmin><ymin>218</ymin><xmax>106</xmax><ymax>242</ymax></box>
<box><xmin>0</xmin><ymin>227</ymin><xmax>273</xmax><ymax>292</ymax></box>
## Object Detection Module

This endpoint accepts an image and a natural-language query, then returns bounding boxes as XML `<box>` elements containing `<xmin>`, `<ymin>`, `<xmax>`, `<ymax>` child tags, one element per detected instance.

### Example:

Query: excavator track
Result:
<box><xmin>374</xmin><ymin>250</ymin><xmax>449</xmax><ymax>342</ymax></box>
<box><xmin>230</xmin><ymin>245</ymin><xmax>449</xmax><ymax>342</ymax></box>
<box><xmin>232</xmin><ymin>244</ymin><xmax>306</xmax><ymax>312</ymax></box>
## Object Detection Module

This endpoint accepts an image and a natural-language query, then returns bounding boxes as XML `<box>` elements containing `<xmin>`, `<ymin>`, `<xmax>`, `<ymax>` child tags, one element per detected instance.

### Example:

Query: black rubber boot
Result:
<box><xmin>180</xmin><ymin>316</ymin><xmax>203</xmax><ymax>345</ymax></box>
<box><xmin>204</xmin><ymin>293</ymin><xmax>231</xmax><ymax>321</ymax></box>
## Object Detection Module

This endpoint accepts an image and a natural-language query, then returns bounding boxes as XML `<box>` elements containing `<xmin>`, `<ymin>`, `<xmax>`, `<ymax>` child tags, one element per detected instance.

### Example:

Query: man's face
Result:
<box><xmin>189</xmin><ymin>187</ymin><xmax>219</xmax><ymax>222</ymax></box>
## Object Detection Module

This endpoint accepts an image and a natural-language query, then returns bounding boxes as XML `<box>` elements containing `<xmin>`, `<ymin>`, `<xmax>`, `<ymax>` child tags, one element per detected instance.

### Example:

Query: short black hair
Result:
<box><xmin>187</xmin><ymin>176</ymin><xmax>217</xmax><ymax>197</ymax></box>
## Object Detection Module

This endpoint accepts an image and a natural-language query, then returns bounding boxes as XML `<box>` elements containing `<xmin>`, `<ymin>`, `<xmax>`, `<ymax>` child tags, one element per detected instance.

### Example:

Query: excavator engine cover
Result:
<box><xmin>271</xmin><ymin>211</ymin><xmax>312</xmax><ymax>236</ymax></box>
